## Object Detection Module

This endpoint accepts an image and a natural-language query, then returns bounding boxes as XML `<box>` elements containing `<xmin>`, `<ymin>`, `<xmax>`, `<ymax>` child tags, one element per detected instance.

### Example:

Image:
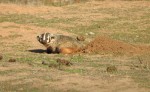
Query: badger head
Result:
<box><xmin>37</xmin><ymin>33</ymin><xmax>55</xmax><ymax>45</ymax></box>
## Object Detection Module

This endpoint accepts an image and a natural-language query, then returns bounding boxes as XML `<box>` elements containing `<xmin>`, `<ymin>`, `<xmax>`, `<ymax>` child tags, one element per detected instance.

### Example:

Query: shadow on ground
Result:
<box><xmin>28</xmin><ymin>49</ymin><xmax>46</xmax><ymax>53</ymax></box>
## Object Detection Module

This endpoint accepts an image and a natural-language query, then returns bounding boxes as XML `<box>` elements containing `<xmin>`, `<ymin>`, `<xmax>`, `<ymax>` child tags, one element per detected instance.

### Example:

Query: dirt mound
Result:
<box><xmin>81</xmin><ymin>36</ymin><xmax>149</xmax><ymax>55</ymax></box>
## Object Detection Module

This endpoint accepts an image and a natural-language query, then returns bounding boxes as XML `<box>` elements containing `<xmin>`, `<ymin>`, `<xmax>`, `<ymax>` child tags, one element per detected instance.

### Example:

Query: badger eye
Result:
<box><xmin>51</xmin><ymin>36</ymin><xmax>55</xmax><ymax>39</ymax></box>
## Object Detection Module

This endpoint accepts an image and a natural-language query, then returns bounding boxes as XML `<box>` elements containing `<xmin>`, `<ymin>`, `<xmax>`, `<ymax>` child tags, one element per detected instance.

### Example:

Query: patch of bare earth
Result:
<box><xmin>0</xmin><ymin>63</ymin><xmax>31</xmax><ymax>81</ymax></box>
<box><xmin>43</xmin><ymin>74</ymin><xmax>148</xmax><ymax>92</ymax></box>
<box><xmin>0</xmin><ymin>1</ymin><xmax>150</xmax><ymax>92</ymax></box>
<box><xmin>0</xmin><ymin>22</ymin><xmax>73</xmax><ymax>51</ymax></box>
<box><xmin>0</xmin><ymin>62</ymin><xmax>148</xmax><ymax>92</ymax></box>
<box><xmin>81</xmin><ymin>36</ymin><xmax>150</xmax><ymax>55</ymax></box>
<box><xmin>0</xmin><ymin>3</ymin><xmax>63</xmax><ymax>15</ymax></box>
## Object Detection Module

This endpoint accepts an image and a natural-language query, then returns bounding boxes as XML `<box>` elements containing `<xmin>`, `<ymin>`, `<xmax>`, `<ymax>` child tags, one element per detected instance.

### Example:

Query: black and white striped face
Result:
<box><xmin>37</xmin><ymin>33</ymin><xmax>52</xmax><ymax>44</ymax></box>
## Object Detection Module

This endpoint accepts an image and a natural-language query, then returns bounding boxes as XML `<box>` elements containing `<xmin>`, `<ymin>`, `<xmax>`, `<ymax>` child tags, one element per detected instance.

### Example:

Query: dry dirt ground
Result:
<box><xmin>0</xmin><ymin>1</ymin><xmax>150</xmax><ymax>92</ymax></box>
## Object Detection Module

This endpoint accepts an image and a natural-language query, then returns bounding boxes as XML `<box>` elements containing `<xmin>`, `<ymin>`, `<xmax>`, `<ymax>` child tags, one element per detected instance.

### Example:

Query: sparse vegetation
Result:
<box><xmin>0</xmin><ymin>0</ymin><xmax>88</xmax><ymax>6</ymax></box>
<box><xmin>0</xmin><ymin>0</ymin><xmax>150</xmax><ymax>92</ymax></box>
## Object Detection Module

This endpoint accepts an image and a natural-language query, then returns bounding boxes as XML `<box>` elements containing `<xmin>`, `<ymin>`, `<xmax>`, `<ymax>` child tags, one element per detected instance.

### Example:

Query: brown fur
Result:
<box><xmin>37</xmin><ymin>33</ymin><xmax>85</xmax><ymax>54</ymax></box>
<box><xmin>59</xmin><ymin>47</ymin><xmax>79</xmax><ymax>54</ymax></box>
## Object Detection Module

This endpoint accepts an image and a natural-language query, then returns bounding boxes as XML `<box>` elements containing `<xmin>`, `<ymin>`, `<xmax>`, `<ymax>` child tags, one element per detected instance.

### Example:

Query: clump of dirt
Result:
<box><xmin>8</xmin><ymin>58</ymin><xmax>16</xmax><ymax>62</ymax></box>
<box><xmin>77</xmin><ymin>35</ymin><xmax>85</xmax><ymax>41</ymax></box>
<box><xmin>107</xmin><ymin>66</ymin><xmax>117</xmax><ymax>72</ymax></box>
<box><xmin>0</xmin><ymin>54</ymin><xmax>3</xmax><ymax>60</ymax></box>
<box><xmin>80</xmin><ymin>36</ymin><xmax>149</xmax><ymax>55</ymax></box>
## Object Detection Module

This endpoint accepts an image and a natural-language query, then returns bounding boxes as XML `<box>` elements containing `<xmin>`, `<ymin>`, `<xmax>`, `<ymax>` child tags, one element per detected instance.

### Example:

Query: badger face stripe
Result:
<box><xmin>37</xmin><ymin>33</ymin><xmax>53</xmax><ymax>44</ymax></box>
<box><xmin>42</xmin><ymin>33</ymin><xmax>46</xmax><ymax>41</ymax></box>
<box><xmin>46</xmin><ymin>33</ymin><xmax>50</xmax><ymax>43</ymax></box>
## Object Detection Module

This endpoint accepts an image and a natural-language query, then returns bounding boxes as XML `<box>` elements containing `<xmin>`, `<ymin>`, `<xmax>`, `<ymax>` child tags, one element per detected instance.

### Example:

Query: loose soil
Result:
<box><xmin>81</xmin><ymin>36</ymin><xmax>150</xmax><ymax>55</ymax></box>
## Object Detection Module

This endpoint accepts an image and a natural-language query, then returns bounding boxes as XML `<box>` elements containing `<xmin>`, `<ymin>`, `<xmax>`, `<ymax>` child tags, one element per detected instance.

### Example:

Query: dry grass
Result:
<box><xmin>0</xmin><ymin>0</ymin><xmax>87</xmax><ymax>6</ymax></box>
<box><xmin>0</xmin><ymin>1</ymin><xmax>150</xmax><ymax>92</ymax></box>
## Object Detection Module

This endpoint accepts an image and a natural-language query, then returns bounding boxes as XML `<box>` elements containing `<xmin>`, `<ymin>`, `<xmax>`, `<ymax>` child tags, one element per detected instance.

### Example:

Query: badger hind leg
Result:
<box><xmin>58</xmin><ymin>47</ymin><xmax>78</xmax><ymax>54</ymax></box>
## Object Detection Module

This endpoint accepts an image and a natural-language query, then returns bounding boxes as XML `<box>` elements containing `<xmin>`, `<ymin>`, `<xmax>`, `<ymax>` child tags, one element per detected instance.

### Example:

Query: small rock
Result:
<box><xmin>8</xmin><ymin>59</ymin><xmax>16</xmax><ymax>62</ymax></box>
<box><xmin>88</xmin><ymin>32</ymin><xmax>95</xmax><ymax>35</ymax></box>
<box><xmin>106</xmin><ymin>66</ymin><xmax>117</xmax><ymax>72</ymax></box>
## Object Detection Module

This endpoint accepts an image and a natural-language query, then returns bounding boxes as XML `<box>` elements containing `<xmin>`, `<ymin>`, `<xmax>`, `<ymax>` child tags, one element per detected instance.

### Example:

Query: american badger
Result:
<box><xmin>37</xmin><ymin>33</ymin><xmax>84</xmax><ymax>54</ymax></box>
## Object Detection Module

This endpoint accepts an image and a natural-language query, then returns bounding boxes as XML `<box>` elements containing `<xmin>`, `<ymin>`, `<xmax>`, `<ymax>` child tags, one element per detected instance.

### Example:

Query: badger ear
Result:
<box><xmin>37</xmin><ymin>35</ymin><xmax>40</xmax><ymax>41</ymax></box>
